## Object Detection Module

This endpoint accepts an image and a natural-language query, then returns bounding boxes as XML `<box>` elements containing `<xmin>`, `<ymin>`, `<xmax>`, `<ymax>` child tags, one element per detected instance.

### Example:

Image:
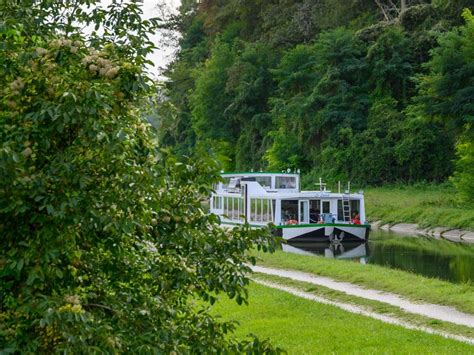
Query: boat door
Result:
<box><xmin>321</xmin><ymin>199</ymin><xmax>332</xmax><ymax>223</ymax></box>
<box><xmin>299</xmin><ymin>200</ymin><xmax>309</xmax><ymax>224</ymax></box>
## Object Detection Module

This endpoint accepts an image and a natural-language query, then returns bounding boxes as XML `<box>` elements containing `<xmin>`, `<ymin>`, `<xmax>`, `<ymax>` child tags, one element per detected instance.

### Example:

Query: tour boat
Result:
<box><xmin>210</xmin><ymin>171</ymin><xmax>370</xmax><ymax>242</ymax></box>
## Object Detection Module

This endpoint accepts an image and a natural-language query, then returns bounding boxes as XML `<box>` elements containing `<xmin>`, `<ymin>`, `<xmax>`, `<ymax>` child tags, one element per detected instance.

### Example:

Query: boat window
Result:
<box><xmin>228</xmin><ymin>177</ymin><xmax>240</xmax><ymax>189</ymax></box>
<box><xmin>222</xmin><ymin>177</ymin><xmax>231</xmax><ymax>190</ymax></box>
<box><xmin>336</xmin><ymin>199</ymin><xmax>361</xmax><ymax>221</ymax></box>
<box><xmin>230</xmin><ymin>197</ymin><xmax>235</xmax><ymax>219</ymax></box>
<box><xmin>223</xmin><ymin>196</ymin><xmax>244</xmax><ymax>221</ymax></box>
<box><xmin>351</xmin><ymin>200</ymin><xmax>360</xmax><ymax>219</ymax></box>
<box><xmin>272</xmin><ymin>200</ymin><xmax>276</xmax><ymax>221</ymax></box>
<box><xmin>256</xmin><ymin>199</ymin><xmax>261</xmax><ymax>222</ymax></box>
<box><xmin>337</xmin><ymin>200</ymin><xmax>343</xmax><ymax>221</ymax></box>
<box><xmin>213</xmin><ymin>196</ymin><xmax>222</xmax><ymax>210</ymax></box>
<box><xmin>322</xmin><ymin>200</ymin><xmax>330</xmax><ymax>214</ymax></box>
<box><xmin>250</xmin><ymin>198</ymin><xmax>274</xmax><ymax>223</ymax></box>
<box><xmin>255</xmin><ymin>176</ymin><xmax>271</xmax><ymax>188</ymax></box>
<box><xmin>299</xmin><ymin>200</ymin><xmax>309</xmax><ymax>224</ymax></box>
<box><xmin>276</xmin><ymin>176</ymin><xmax>296</xmax><ymax>189</ymax></box>
<box><xmin>281</xmin><ymin>200</ymin><xmax>298</xmax><ymax>224</ymax></box>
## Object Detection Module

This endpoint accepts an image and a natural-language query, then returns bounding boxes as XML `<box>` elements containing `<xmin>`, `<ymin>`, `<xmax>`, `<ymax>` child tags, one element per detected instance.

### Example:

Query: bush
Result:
<box><xmin>0</xmin><ymin>2</ymin><xmax>279</xmax><ymax>352</ymax></box>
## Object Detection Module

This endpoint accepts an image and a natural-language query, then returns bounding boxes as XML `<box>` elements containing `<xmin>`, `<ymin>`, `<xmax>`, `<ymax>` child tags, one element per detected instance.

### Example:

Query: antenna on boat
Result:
<box><xmin>317</xmin><ymin>177</ymin><xmax>327</xmax><ymax>192</ymax></box>
<box><xmin>338</xmin><ymin>181</ymin><xmax>341</xmax><ymax>194</ymax></box>
<box><xmin>345</xmin><ymin>181</ymin><xmax>351</xmax><ymax>194</ymax></box>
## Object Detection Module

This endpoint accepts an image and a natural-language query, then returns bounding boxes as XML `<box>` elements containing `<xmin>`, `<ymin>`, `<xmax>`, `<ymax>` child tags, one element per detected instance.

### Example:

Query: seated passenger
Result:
<box><xmin>310</xmin><ymin>209</ymin><xmax>320</xmax><ymax>224</ymax></box>
<box><xmin>286</xmin><ymin>215</ymin><xmax>298</xmax><ymax>225</ymax></box>
<box><xmin>351</xmin><ymin>212</ymin><xmax>361</xmax><ymax>225</ymax></box>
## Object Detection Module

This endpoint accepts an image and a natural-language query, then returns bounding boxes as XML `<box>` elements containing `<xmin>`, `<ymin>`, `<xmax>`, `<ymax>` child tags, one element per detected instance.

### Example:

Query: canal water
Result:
<box><xmin>284</xmin><ymin>229</ymin><xmax>474</xmax><ymax>284</ymax></box>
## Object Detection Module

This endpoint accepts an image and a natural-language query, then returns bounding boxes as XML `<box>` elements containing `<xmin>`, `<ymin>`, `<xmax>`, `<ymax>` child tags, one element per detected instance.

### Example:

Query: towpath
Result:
<box><xmin>251</xmin><ymin>265</ymin><xmax>474</xmax><ymax>328</ymax></box>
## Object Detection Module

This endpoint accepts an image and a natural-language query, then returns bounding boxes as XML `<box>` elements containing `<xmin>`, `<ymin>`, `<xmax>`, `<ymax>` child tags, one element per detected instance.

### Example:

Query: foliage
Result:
<box><xmin>162</xmin><ymin>0</ymin><xmax>474</xmax><ymax>195</ymax></box>
<box><xmin>414</xmin><ymin>8</ymin><xmax>474</xmax><ymax>197</ymax></box>
<box><xmin>0</xmin><ymin>1</ymin><xmax>280</xmax><ymax>352</ymax></box>
<box><xmin>452</xmin><ymin>135</ymin><xmax>474</xmax><ymax>201</ymax></box>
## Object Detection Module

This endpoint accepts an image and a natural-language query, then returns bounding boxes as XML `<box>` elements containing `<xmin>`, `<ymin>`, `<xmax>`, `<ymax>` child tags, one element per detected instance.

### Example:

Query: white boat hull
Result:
<box><xmin>274</xmin><ymin>224</ymin><xmax>369</xmax><ymax>242</ymax></box>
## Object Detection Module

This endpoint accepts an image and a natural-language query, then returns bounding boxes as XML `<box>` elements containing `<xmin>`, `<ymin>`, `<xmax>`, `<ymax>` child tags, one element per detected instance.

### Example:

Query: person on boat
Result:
<box><xmin>310</xmin><ymin>208</ymin><xmax>320</xmax><ymax>223</ymax></box>
<box><xmin>286</xmin><ymin>215</ymin><xmax>298</xmax><ymax>225</ymax></box>
<box><xmin>351</xmin><ymin>212</ymin><xmax>361</xmax><ymax>225</ymax></box>
<box><xmin>317</xmin><ymin>214</ymin><xmax>325</xmax><ymax>224</ymax></box>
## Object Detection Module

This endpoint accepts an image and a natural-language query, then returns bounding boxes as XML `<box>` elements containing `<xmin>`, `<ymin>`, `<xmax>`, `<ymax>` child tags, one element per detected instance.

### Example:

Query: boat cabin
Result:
<box><xmin>210</xmin><ymin>172</ymin><xmax>366</xmax><ymax>227</ymax></box>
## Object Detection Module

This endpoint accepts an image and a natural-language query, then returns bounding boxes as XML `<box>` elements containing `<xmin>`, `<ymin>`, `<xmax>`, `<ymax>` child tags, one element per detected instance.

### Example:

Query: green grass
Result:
<box><xmin>364</xmin><ymin>184</ymin><xmax>474</xmax><ymax>230</ymax></box>
<box><xmin>253</xmin><ymin>273</ymin><xmax>474</xmax><ymax>340</ymax></box>
<box><xmin>212</xmin><ymin>282</ymin><xmax>474</xmax><ymax>354</ymax></box>
<box><xmin>253</xmin><ymin>249</ymin><xmax>474</xmax><ymax>314</ymax></box>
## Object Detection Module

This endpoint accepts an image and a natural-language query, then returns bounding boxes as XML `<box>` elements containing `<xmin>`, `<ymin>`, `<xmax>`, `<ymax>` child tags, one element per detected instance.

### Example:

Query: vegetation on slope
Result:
<box><xmin>161</xmin><ymin>0</ymin><xmax>474</xmax><ymax>201</ymax></box>
<box><xmin>365</xmin><ymin>184</ymin><xmax>474</xmax><ymax>230</ymax></box>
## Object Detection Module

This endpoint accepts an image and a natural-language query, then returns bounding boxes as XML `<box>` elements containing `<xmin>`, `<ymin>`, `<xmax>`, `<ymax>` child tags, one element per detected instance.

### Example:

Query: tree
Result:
<box><xmin>0</xmin><ymin>1</ymin><xmax>279</xmax><ymax>352</ymax></box>
<box><xmin>415</xmin><ymin>8</ymin><xmax>474</xmax><ymax>197</ymax></box>
<box><xmin>267</xmin><ymin>29</ymin><xmax>369</xmax><ymax>174</ymax></box>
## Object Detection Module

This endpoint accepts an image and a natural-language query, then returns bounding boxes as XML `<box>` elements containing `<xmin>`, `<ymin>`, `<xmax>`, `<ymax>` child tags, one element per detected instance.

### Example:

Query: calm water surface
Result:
<box><xmin>284</xmin><ymin>229</ymin><xmax>474</xmax><ymax>284</ymax></box>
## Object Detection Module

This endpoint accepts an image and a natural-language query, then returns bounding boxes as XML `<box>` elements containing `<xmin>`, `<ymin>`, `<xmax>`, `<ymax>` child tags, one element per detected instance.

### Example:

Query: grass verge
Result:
<box><xmin>253</xmin><ymin>249</ymin><xmax>474</xmax><ymax>314</ymax></box>
<box><xmin>364</xmin><ymin>184</ymin><xmax>474</xmax><ymax>230</ymax></box>
<box><xmin>212</xmin><ymin>282</ymin><xmax>474</xmax><ymax>354</ymax></box>
<box><xmin>252</xmin><ymin>273</ymin><xmax>474</xmax><ymax>339</ymax></box>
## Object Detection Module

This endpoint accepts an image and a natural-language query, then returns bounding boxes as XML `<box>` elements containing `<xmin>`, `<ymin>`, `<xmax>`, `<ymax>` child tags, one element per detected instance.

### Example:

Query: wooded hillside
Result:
<box><xmin>161</xmin><ymin>0</ymin><xmax>474</xmax><ymax>198</ymax></box>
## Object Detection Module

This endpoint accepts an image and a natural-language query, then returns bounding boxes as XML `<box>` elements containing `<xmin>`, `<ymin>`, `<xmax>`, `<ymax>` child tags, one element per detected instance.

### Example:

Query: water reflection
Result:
<box><xmin>283</xmin><ymin>242</ymin><xmax>368</xmax><ymax>263</ymax></box>
<box><xmin>284</xmin><ymin>229</ymin><xmax>474</xmax><ymax>284</ymax></box>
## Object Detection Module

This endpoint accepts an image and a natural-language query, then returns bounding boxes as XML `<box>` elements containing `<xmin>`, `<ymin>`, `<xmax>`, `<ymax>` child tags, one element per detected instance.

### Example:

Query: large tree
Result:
<box><xmin>0</xmin><ymin>1</ymin><xmax>278</xmax><ymax>352</ymax></box>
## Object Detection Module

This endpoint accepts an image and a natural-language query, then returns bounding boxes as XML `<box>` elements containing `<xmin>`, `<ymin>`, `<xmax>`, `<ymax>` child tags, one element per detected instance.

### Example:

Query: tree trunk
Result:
<box><xmin>401</xmin><ymin>0</ymin><xmax>407</xmax><ymax>13</ymax></box>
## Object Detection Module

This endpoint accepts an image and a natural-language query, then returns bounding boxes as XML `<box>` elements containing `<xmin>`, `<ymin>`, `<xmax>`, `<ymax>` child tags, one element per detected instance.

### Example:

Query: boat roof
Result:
<box><xmin>221</xmin><ymin>171</ymin><xmax>299</xmax><ymax>177</ymax></box>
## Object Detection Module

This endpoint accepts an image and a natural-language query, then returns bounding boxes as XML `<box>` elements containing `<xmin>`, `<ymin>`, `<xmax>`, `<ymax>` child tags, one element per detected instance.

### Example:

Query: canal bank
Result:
<box><xmin>371</xmin><ymin>220</ymin><xmax>474</xmax><ymax>243</ymax></box>
<box><xmin>364</xmin><ymin>185</ymin><xmax>474</xmax><ymax>235</ymax></box>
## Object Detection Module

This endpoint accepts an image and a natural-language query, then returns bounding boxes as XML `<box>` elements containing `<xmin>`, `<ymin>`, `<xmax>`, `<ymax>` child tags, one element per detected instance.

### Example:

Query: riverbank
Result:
<box><xmin>364</xmin><ymin>184</ymin><xmax>474</xmax><ymax>232</ymax></box>
<box><xmin>212</xmin><ymin>282</ymin><xmax>474</xmax><ymax>353</ymax></box>
<box><xmin>371</xmin><ymin>221</ymin><xmax>474</xmax><ymax>243</ymax></box>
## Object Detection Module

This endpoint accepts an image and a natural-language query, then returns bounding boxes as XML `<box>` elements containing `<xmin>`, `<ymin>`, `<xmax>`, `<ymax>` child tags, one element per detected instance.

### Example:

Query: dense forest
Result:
<box><xmin>160</xmin><ymin>0</ymin><xmax>474</xmax><ymax>198</ymax></box>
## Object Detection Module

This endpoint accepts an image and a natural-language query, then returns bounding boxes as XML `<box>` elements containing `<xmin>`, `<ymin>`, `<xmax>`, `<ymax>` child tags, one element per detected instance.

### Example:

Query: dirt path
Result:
<box><xmin>253</xmin><ymin>279</ymin><xmax>474</xmax><ymax>345</ymax></box>
<box><xmin>251</xmin><ymin>265</ymin><xmax>474</xmax><ymax>328</ymax></box>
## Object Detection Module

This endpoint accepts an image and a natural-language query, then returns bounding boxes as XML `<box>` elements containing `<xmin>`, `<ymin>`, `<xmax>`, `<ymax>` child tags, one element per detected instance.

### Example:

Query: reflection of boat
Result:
<box><xmin>282</xmin><ymin>242</ymin><xmax>369</xmax><ymax>260</ymax></box>
<box><xmin>210</xmin><ymin>172</ymin><xmax>370</xmax><ymax>242</ymax></box>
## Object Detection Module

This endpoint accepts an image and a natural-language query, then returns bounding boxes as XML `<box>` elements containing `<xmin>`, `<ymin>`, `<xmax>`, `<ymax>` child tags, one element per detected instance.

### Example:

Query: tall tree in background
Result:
<box><xmin>416</xmin><ymin>9</ymin><xmax>474</xmax><ymax>200</ymax></box>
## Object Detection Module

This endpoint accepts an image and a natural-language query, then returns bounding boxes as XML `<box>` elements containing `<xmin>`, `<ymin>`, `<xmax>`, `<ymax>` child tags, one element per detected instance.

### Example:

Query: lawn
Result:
<box><xmin>364</xmin><ymin>184</ymin><xmax>474</xmax><ymax>230</ymax></box>
<box><xmin>253</xmin><ymin>249</ymin><xmax>474</xmax><ymax>314</ymax></box>
<box><xmin>212</xmin><ymin>282</ymin><xmax>474</xmax><ymax>354</ymax></box>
